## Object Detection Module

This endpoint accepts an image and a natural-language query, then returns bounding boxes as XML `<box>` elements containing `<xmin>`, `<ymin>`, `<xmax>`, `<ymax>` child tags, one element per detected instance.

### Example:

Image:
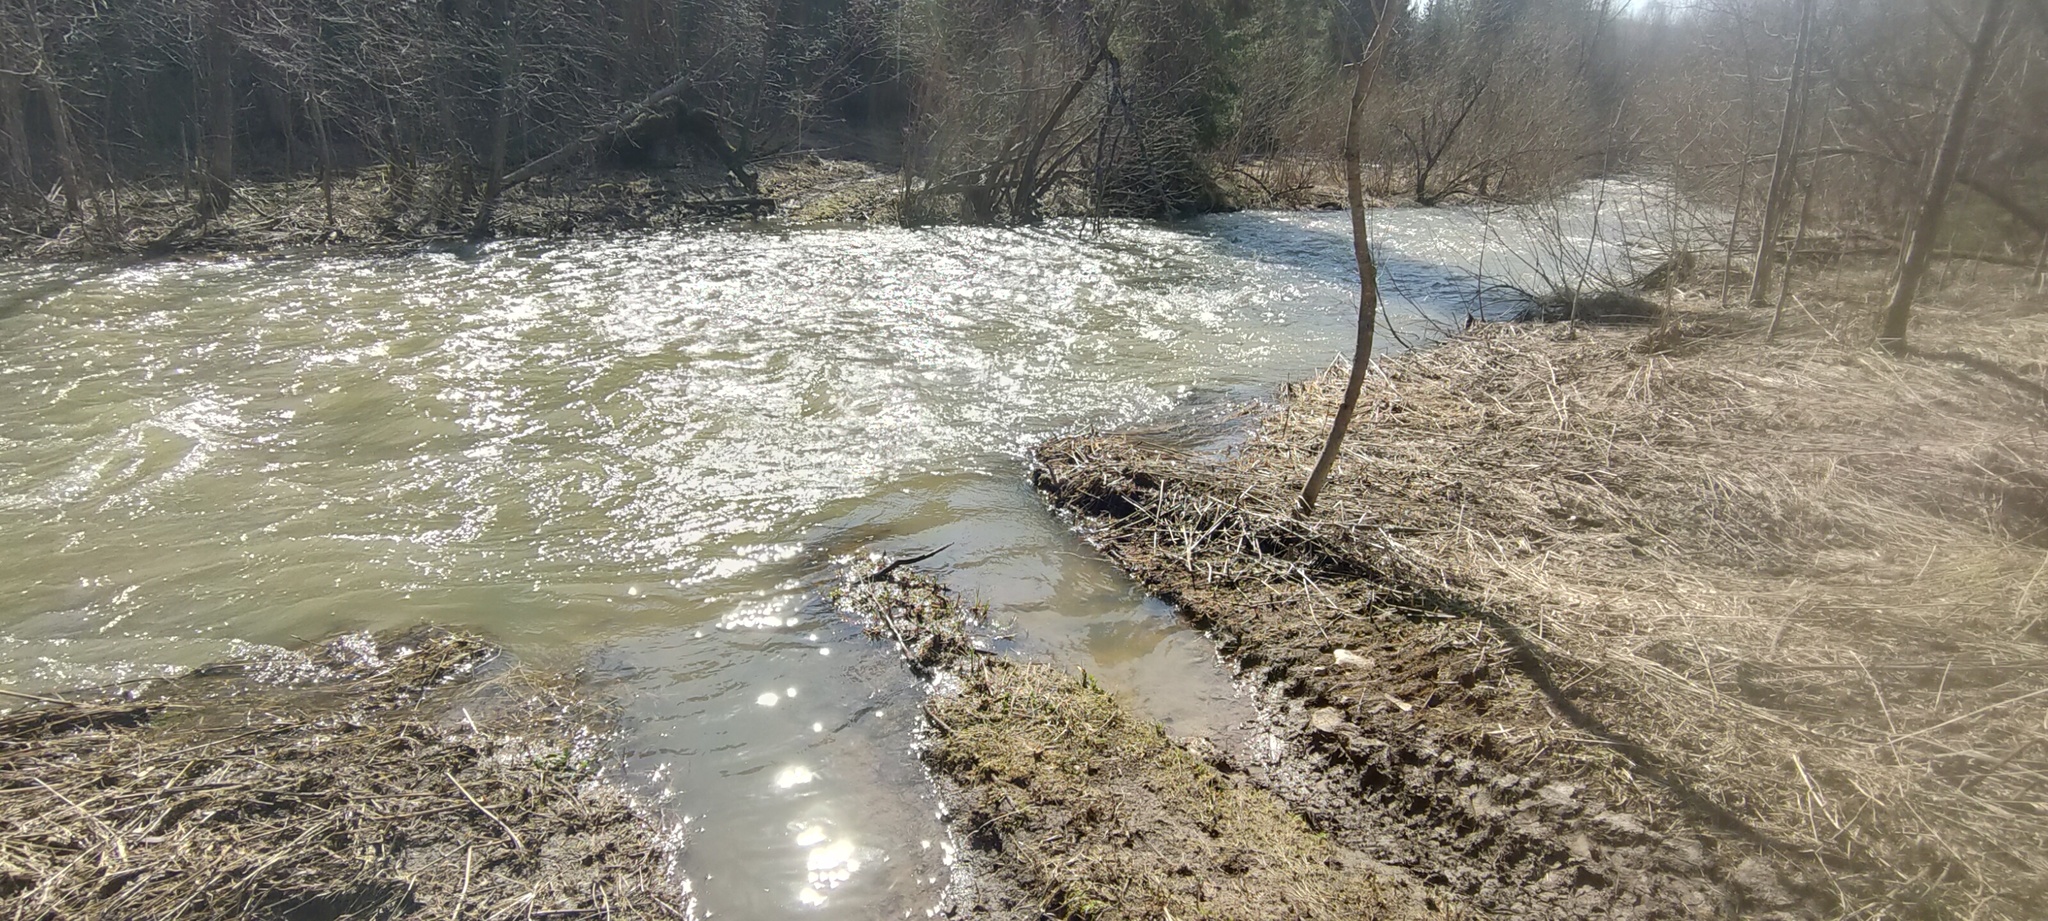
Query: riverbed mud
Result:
<box><xmin>1033</xmin><ymin>263</ymin><xmax>2048</xmax><ymax>920</ymax></box>
<box><xmin>0</xmin><ymin>628</ymin><xmax>682</xmax><ymax>920</ymax></box>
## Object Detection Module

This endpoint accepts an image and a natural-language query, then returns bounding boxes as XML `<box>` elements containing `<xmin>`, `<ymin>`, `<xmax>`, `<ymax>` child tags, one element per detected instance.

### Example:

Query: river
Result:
<box><xmin>0</xmin><ymin>187</ymin><xmax>1673</xmax><ymax>919</ymax></box>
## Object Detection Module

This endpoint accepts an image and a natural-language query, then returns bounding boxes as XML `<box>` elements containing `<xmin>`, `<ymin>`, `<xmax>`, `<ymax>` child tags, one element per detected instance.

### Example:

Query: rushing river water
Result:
<box><xmin>0</xmin><ymin>188</ymin><xmax>1670</xmax><ymax>919</ymax></box>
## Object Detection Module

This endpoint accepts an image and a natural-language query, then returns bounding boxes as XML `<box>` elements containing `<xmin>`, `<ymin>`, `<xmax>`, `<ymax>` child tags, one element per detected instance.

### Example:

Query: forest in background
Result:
<box><xmin>0</xmin><ymin>0</ymin><xmax>2043</xmax><ymax>260</ymax></box>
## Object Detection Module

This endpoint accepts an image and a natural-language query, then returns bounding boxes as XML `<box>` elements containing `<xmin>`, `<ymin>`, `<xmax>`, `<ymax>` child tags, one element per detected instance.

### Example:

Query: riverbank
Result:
<box><xmin>0</xmin><ymin>629</ymin><xmax>682</xmax><ymax>920</ymax></box>
<box><xmin>1032</xmin><ymin>257</ymin><xmax>2048</xmax><ymax>920</ymax></box>
<box><xmin>0</xmin><ymin>154</ymin><xmax>1392</xmax><ymax>261</ymax></box>
<box><xmin>0</xmin><ymin>156</ymin><xmax>906</xmax><ymax>261</ymax></box>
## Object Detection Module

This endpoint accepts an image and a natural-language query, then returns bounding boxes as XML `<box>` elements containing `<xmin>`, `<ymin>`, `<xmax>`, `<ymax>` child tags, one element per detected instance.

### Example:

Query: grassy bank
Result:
<box><xmin>0</xmin><ymin>629</ymin><xmax>681</xmax><ymax>920</ymax></box>
<box><xmin>1034</xmin><ymin>259</ymin><xmax>2047</xmax><ymax>919</ymax></box>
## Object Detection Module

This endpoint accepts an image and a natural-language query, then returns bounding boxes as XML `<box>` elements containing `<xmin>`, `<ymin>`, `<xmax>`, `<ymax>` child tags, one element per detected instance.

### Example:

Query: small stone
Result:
<box><xmin>1731</xmin><ymin>856</ymin><xmax>1794</xmax><ymax>906</ymax></box>
<box><xmin>1344</xmin><ymin>736</ymin><xmax>1386</xmax><ymax>757</ymax></box>
<box><xmin>1595</xmin><ymin>810</ymin><xmax>1649</xmax><ymax>836</ymax></box>
<box><xmin>1307</xmin><ymin>707</ymin><xmax>1351</xmax><ymax>737</ymax></box>
<box><xmin>1333</xmin><ymin>648</ymin><xmax>1374</xmax><ymax>669</ymax></box>
<box><xmin>1465</xmin><ymin>788</ymin><xmax>1500</xmax><ymax>818</ymax></box>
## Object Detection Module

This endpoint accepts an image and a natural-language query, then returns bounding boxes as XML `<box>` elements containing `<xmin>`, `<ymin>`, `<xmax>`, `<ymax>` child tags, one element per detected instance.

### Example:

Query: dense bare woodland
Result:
<box><xmin>0</xmin><ymin>0</ymin><xmax>2041</xmax><ymax>259</ymax></box>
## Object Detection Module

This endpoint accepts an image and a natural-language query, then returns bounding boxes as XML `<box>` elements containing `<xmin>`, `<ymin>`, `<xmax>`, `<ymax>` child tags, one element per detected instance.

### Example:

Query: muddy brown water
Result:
<box><xmin>0</xmin><ymin>187</ymin><xmax>1679</xmax><ymax>919</ymax></box>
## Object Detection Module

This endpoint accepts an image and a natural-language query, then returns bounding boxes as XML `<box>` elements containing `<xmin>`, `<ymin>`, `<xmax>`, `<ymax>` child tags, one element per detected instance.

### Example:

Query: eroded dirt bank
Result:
<box><xmin>834</xmin><ymin>560</ymin><xmax>1458</xmax><ymax>921</ymax></box>
<box><xmin>1032</xmin><ymin>262</ymin><xmax>2048</xmax><ymax>920</ymax></box>
<box><xmin>0</xmin><ymin>629</ymin><xmax>682</xmax><ymax>920</ymax></box>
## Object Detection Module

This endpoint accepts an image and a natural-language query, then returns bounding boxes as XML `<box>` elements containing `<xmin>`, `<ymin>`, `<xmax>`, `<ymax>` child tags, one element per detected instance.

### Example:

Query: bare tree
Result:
<box><xmin>1746</xmin><ymin>0</ymin><xmax>1816</xmax><ymax>308</ymax></box>
<box><xmin>1298</xmin><ymin>3</ymin><xmax>1393</xmax><ymax>519</ymax></box>
<box><xmin>0</xmin><ymin>72</ymin><xmax>33</xmax><ymax>208</ymax></box>
<box><xmin>1878</xmin><ymin>0</ymin><xmax>2012</xmax><ymax>352</ymax></box>
<box><xmin>197</xmin><ymin>0</ymin><xmax>237</xmax><ymax>222</ymax></box>
<box><xmin>471</xmin><ymin>0</ymin><xmax>522</xmax><ymax>238</ymax></box>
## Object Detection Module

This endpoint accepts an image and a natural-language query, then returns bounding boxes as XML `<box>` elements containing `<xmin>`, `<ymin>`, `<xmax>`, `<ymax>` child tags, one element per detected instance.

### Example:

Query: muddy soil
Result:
<box><xmin>834</xmin><ymin>559</ymin><xmax>1457</xmax><ymax>921</ymax></box>
<box><xmin>1023</xmin><ymin>460</ymin><xmax>1795</xmax><ymax>919</ymax></box>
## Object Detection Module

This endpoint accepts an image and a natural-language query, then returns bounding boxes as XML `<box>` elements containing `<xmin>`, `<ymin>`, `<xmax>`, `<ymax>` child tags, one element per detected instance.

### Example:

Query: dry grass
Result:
<box><xmin>0</xmin><ymin>628</ymin><xmax>682</xmax><ymax>921</ymax></box>
<box><xmin>1036</xmin><ymin>260</ymin><xmax>2048</xmax><ymax>919</ymax></box>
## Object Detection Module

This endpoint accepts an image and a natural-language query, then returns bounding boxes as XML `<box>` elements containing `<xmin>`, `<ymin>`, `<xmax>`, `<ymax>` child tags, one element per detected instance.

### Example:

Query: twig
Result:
<box><xmin>452</xmin><ymin>845</ymin><xmax>473</xmax><ymax>921</ymax></box>
<box><xmin>447</xmin><ymin>771</ymin><xmax>527</xmax><ymax>854</ymax></box>
<box><xmin>1889</xmin><ymin>685</ymin><xmax>2048</xmax><ymax>744</ymax></box>
<box><xmin>867</xmin><ymin>544</ymin><xmax>954</xmax><ymax>583</ymax></box>
<box><xmin>0</xmin><ymin>687</ymin><xmax>73</xmax><ymax>706</ymax></box>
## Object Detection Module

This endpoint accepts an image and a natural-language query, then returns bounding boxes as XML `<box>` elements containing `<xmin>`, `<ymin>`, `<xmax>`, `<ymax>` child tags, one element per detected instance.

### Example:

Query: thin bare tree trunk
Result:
<box><xmin>264</xmin><ymin>80</ymin><xmax>294</xmax><ymax>176</ymax></box>
<box><xmin>2034</xmin><ymin>232</ymin><xmax>2047</xmax><ymax>292</ymax></box>
<box><xmin>1769</xmin><ymin>131</ymin><xmax>1824</xmax><ymax>341</ymax></box>
<box><xmin>198</xmin><ymin>4</ymin><xmax>236</xmax><ymax>222</ymax></box>
<box><xmin>472</xmin><ymin>0</ymin><xmax>521</xmax><ymax>239</ymax></box>
<box><xmin>31</xmin><ymin>74</ymin><xmax>83</xmax><ymax>219</ymax></box>
<box><xmin>1747</xmin><ymin>0</ymin><xmax>1816</xmax><ymax>307</ymax></box>
<box><xmin>1720</xmin><ymin>130</ymin><xmax>1755</xmax><ymax>310</ymax></box>
<box><xmin>21</xmin><ymin>2</ymin><xmax>84</xmax><ymax>219</ymax></box>
<box><xmin>309</xmin><ymin>91</ymin><xmax>334</xmax><ymax>227</ymax></box>
<box><xmin>1014</xmin><ymin>47</ymin><xmax>1106</xmax><ymax>223</ymax></box>
<box><xmin>1297</xmin><ymin>9</ymin><xmax>1394</xmax><ymax>519</ymax></box>
<box><xmin>0</xmin><ymin>76</ymin><xmax>32</xmax><ymax>206</ymax></box>
<box><xmin>1879</xmin><ymin>0</ymin><xmax>2011</xmax><ymax>352</ymax></box>
<box><xmin>1719</xmin><ymin>14</ymin><xmax>1762</xmax><ymax>310</ymax></box>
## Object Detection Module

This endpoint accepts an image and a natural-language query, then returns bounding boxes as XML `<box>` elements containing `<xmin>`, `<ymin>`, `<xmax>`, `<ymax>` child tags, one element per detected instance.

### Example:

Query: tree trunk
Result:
<box><xmin>472</xmin><ymin>0</ymin><xmax>522</xmax><ymax>239</ymax></box>
<box><xmin>1747</xmin><ymin>0</ymin><xmax>1816</xmax><ymax>308</ymax></box>
<box><xmin>1014</xmin><ymin>47</ymin><xmax>1105</xmax><ymax>223</ymax></box>
<box><xmin>309</xmin><ymin>91</ymin><xmax>334</xmax><ymax>227</ymax></box>
<box><xmin>32</xmin><ymin>74</ymin><xmax>83</xmax><ymax>219</ymax></box>
<box><xmin>2033</xmin><ymin>232</ymin><xmax>2047</xmax><ymax>292</ymax></box>
<box><xmin>0</xmin><ymin>76</ymin><xmax>32</xmax><ymax>206</ymax></box>
<box><xmin>263</xmin><ymin>79</ymin><xmax>294</xmax><ymax>176</ymax></box>
<box><xmin>1297</xmin><ymin>9</ymin><xmax>1394</xmax><ymax>519</ymax></box>
<box><xmin>1767</xmin><ymin>145</ymin><xmax>1821</xmax><ymax>342</ymax></box>
<box><xmin>21</xmin><ymin>3</ymin><xmax>84</xmax><ymax>218</ymax></box>
<box><xmin>1878</xmin><ymin>0</ymin><xmax>2011</xmax><ymax>352</ymax></box>
<box><xmin>1719</xmin><ymin>14</ymin><xmax>1762</xmax><ymax>310</ymax></box>
<box><xmin>198</xmin><ymin>5</ymin><xmax>236</xmax><ymax>222</ymax></box>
